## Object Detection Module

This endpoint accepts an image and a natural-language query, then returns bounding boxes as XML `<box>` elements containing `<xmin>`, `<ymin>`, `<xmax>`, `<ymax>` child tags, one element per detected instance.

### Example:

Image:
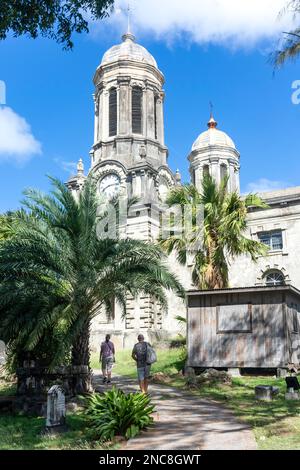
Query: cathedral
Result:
<box><xmin>67</xmin><ymin>30</ymin><xmax>300</xmax><ymax>350</ymax></box>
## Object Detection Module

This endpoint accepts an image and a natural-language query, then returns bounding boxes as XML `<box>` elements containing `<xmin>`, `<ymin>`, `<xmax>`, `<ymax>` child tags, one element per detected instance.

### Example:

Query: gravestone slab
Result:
<box><xmin>255</xmin><ymin>385</ymin><xmax>279</xmax><ymax>401</ymax></box>
<box><xmin>285</xmin><ymin>388</ymin><xmax>300</xmax><ymax>400</ymax></box>
<box><xmin>46</xmin><ymin>385</ymin><xmax>66</xmax><ymax>432</ymax></box>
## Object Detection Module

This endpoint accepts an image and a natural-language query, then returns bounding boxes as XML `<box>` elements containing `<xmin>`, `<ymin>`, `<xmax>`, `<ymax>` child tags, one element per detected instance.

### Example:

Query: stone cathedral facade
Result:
<box><xmin>68</xmin><ymin>32</ymin><xmax>300</xmax><ymax>350</ymax></box>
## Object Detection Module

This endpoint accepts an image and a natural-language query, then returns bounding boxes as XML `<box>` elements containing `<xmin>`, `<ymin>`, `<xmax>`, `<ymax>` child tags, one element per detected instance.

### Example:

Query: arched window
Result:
<box><xmin>220</xmin><ymin>164</ymin><xmax>228</xmax><ymax>181</ymax></box>
<box><xmin>132</xmin><ymin>86</ymin><xmax>143</xmax><ymax>134</ymax></box>
<box><xmin>203</xmin><ymin>165</ymin><xmax>210</xmax><ymax>177</ymax></box>
<box><xmin>109</xmin><ymin>88</ymin><xmax>117</xmax><ymax>137</ymax></box>
<box><xmin>264</xmin><ymin>270</ymin><xmax>285</xmax><ymax>286</ymax></box>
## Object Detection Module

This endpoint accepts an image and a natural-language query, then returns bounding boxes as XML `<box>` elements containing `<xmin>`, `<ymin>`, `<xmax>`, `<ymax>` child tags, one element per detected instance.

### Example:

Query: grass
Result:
<box><xmin>93</xmin><ymin>347</ymin><xmax>300</xmax><ymax>450</ymax></box>
<box><xmin>2</xmin><ymin>347</ymin><xmax>300</xmax><ymax>449</ymax></box>
<box><xmin>0</xmin><ymin>378</ymin><xmax>115</xmax><ymax>450</ymax></box>
<box><xmin>0</xmin><ymin>413</ymin><xmax>112</xmax><ymax>450</ymax></box>
<box><xmin>0</xmin><ymin>382</ymin><xmax>16</xmax><ymax>397</ymax></box>
<box><xmin>90</xmin><ymin>346</ymin><xmax>185</xmax><ymax>378</ymax></box>
<box><xmin>183</xmin><ymin>375</ymin><xmax>300</xmax><ymax>450</ymax></box>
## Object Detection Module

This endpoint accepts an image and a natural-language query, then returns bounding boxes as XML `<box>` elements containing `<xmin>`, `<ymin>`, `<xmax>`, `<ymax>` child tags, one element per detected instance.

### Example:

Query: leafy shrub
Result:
<box><xmin>83</xmin><ymin>387</ymin><xmax>155</xmax><ymax>441</ymax></box>
<box><xmin>169</xmin><ymin>336</ymin><xmax>186</xmax><ymax>348</ymax></box>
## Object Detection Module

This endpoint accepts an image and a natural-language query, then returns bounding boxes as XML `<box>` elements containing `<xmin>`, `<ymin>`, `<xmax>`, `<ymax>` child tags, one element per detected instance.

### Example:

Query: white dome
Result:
<box><xmin>192</xmin><ymin>116</ymin><xmax>236</xmax><ymax>152</ymax></box>
<box><xmin>101</xmin><ymin>33</ymin><xmax>158</xmax><ymax>69</ymax></box>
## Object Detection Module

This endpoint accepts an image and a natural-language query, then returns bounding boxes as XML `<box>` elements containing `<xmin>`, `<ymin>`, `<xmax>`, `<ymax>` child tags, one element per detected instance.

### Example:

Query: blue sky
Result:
<box><xmin>0</xmin><ymin>0</ymin><xmax>300</xmax><ymax>212</ymax></box>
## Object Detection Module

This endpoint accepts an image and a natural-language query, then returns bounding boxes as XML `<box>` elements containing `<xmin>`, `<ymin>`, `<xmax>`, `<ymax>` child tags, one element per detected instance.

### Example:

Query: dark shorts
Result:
<box><xmin>137</xmin><ymin>365</ymin><xmax>151</xmax><ymax>381</ymax></box>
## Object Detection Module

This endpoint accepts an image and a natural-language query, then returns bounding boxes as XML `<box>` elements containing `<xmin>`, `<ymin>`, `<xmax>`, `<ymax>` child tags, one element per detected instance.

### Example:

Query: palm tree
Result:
<box><xmin>0</xmin><ymin>176</ymin><xmax>184</xmax><ymax>392</ymax></box>
<box><xmin>160</xmin><ymin>175</ymin><xmax>268</xmax><ymax>290</ymax></box>
<box><xmin>273</xmin><ymin>1</ymin><xmax>300</xmax><ymax>67</ymax></box>
<box><xmin>0</xmin><ymin>212</ymin><xmax>16</xmax><ymax>241</ymax></box>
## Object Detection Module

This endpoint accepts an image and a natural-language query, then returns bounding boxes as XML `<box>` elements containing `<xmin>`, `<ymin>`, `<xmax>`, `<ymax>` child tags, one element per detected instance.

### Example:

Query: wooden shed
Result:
<box><xmin>187</xmin><ymin>285</ymin><xmax>300</xmax><ymax>373</ymax></box>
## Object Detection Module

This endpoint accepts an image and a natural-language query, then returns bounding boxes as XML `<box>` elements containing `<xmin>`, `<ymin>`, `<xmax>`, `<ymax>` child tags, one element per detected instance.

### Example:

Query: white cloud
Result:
<box><xmin>93</xmin><ymin>0</ymin><xmax>296</xmax><ymax>49</ymax></box>
<box><xmin>245</xmin><ymin>178</ymin><xmax>288</xmax><ymax>193</ymax></box>
<box><xmin>0</xmin><ymin>106</ymin><xmax>42</xmax><ymax>164</ymax></box>
<box><xmin>54</xmin><ymin>158</ymin><xmax>77</xmax><ymax>174</ymax></box>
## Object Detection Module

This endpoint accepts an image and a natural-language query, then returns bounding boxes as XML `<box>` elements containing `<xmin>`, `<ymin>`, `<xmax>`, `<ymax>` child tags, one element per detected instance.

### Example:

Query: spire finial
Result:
<box><xmin>77</xmin><ymin>158</ymin><xmax>84</xmax><ymax>177</ymax></box>
<box><xmin>122</xmin><ymin>1</ymin><xmax>136</xmax><ymax>42</ymax></box>
<box><xmin>207</xmin><ymin>101</ymin><xmax>217</xmax><ymax>129</ymax></box>
<box><xmin>127</xmin><ymin>1</ymin><xmax>131</xmax><ymax>34</ymax></box>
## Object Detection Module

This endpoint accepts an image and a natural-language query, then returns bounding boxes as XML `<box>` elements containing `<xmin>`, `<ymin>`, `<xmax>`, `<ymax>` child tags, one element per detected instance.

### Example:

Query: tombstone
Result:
<box><xmin>0</xmin><ymin>341</ymin><xmax>6</xmax><ymax>365</ymax></box>
<box><xmin>285</xmin><ymin>376</ymin><xmax>300</xmax><ymax>400</ymax></box>
<box><xmin>46</xmin><ymin>385</ymin><xmax>66</xmax><ymax>432</ymax></box>
<box><xmin>255</xmin><ymin>385</ymin><xmax>279</xmax><ymax>401</ymax></box>
<box><xmin>285</xmin><ymin>388</ymin><xmax>300</xmax><ymax>401</ymax></box>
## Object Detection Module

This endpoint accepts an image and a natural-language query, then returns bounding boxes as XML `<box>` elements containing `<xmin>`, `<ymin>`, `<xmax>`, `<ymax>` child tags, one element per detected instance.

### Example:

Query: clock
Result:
<box><xmin>99</xmin><ymin>174</ymin><xmax>121</xmax><ymax>199</ymax></box>
<box><xmin>158</xmin><ymin>178</ymin><xmax>169</xmax><ymax>202</ymax></box>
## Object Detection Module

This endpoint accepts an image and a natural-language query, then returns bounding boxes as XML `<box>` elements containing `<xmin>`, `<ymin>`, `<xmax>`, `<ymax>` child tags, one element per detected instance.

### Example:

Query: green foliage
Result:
<box><xmin>91</xmin><ymin>347</ymin><xmax>186</xmax><ymax>378</ymax></box>
<box><xmin>0</xmin><ymin>0</ymin><xmax>114</xmax><ymax>49</ymax></box>
<box><xmin>160</xmin><ymin>175</ymin><xmax>268</xmax><ymax>289</ymax></box>
<box><xmin>83</xmin><ymin>388</ymin><xmax>155</xmax><ymax>441</ymax></box>
<box><xmin>0</xmin><ymin>176</ymin><xmax>184</xmax><ymax>372</ymax></box>
<box><xmin>0</xmin><ymin>413</ymin><xmax>112</xmax><ymax>450</ymax></box>
<box><xmin>0</xmin><ymin>211</ymin><xmax>20</xmax><ymax>242</ymax></box>
<box><xmin>273</xmin><ymin>1</ymin><xmax>300</xmax><ymax>67</ymax></box>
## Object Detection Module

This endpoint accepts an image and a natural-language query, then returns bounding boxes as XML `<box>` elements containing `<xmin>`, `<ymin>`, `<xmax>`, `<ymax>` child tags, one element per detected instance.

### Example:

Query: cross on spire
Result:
<box><xmin>207</xmin><ymin>101</ymin><xmax>217</xmax><ymax>129</ymax></box>
<box><xmin>127</xmin><ymin>1</ymin><xmax>131</xmax><ymax>34</ymax></box>
<box><xmin>122</xmin><ymin>1</ymin><xmax>136</xmax><ymax>42</ymax></box>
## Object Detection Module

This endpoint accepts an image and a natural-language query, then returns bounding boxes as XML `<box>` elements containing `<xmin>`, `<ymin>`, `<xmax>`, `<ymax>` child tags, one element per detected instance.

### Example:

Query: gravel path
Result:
<box><xmin>93</xmin><ymin>371</ymin><xmax>257</xmax><ymax>451</ymax></box>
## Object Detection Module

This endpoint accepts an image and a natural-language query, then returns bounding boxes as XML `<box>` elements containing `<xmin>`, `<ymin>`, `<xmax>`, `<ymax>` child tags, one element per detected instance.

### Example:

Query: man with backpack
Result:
<box><xmin>132</xmin><ymin>334</ymin><xmax>157</xmax><ymax>393</ymax></box>
<box><xmin>100</xmin><ymin>334</ymin><xmax>115</xmax><ymax>384</ymax></box>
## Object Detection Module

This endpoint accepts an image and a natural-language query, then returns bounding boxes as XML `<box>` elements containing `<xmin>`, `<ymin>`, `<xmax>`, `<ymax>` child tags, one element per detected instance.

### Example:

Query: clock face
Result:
<box><xmin>99</xmin><ymin>174</ymin><xmax>121</xmax><ymax>199</ymax></box>
<box><xmin>158</xmin><ymin>178</ymin><xmax>169</xmax><ymax>202</ymax></box>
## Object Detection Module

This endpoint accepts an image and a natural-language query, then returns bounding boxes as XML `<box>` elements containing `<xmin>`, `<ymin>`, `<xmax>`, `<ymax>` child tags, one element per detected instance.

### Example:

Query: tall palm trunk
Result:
<box><xmin>71</xmin><ymin>317</ymin><xmax>93</xmax><ymax>394</ymax></box>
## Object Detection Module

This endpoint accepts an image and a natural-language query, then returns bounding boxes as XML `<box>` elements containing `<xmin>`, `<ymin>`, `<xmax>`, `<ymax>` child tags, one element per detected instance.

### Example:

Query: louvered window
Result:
<box><xmin>132</xmin><ymin>87</ymin><xmax>143</xmax><ymax>134</ymax></box>
<box><xmin>203</xmin><ymin>165</ymin><xmax>210</xmax><ymax>177</ymax></box>
<box><xmin>109</xmin><ymin>88</ymin><xmax>117</xmax><ymax>137</ymax></box>
<box><xmin>220</xmin><ymin>164</ymin><xmax>228</xmax><ymax>181</ymax></box>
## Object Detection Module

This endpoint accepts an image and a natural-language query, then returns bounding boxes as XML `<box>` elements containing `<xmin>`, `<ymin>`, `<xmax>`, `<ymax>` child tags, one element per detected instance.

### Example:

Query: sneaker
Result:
<box><xmin>103</xmin><ymin>377</ymin><xmax>107</xmax><ymax>384</ymax></box>
<box><xmin>107</xmin><ymin>380</ymin><xmax>111</xmax><ymax>384</ymax></box>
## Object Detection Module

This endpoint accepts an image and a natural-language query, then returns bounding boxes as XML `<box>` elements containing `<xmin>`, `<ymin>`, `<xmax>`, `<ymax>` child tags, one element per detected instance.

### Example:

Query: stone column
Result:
<box><xmin>93</xmin><ymin>93</ymin><xmax>99</xmax><ymax>144</ymax></box>
<box><xmin>157</xmin><ymin>93</ymin><xmax>165</xmax><ymax>145</ymax></box>
<box><xmin>131</xmin><ymin>171</ymin><xmax>137</xmax><ymax>198</ymax></box>
<box><xmin>140</xmin><ymin>170</ymin><xmax>146</xmax><ymax>201</ymax></box>
<box><xmin>98</xmin><ymin>91</ymin><xmax>103</xmax><ymax>142</ymax></box>
<box><xmin>211</xmin><ymin>158</ymin><xmax>219</xmax><ymax>185</ymax></box>
<box><xmin>195</xmin><ymin>165</ymin><xmax>202</xmax><ymax>191</ymax></box>
<box><xmin>229</xmin><ymin>163</ymin><xmax>236</xmax><ymax>192</ymax></box>
<box><xmin>118</xmin><ymin>77</ymin><xmax>130</xmax><ymax>135</ymax></box>
<box><xmin>102</xmin><ymin>89</ymin><xmax>109</xmax><ymax>140</ymax></box>
<box><xmin>146</xmin><ymin>85</ymin><xmax>155</xmax><ymax>140</ymax></box>
<box><xmin>235</xmin><ymin>165</ymin><xmax>240</xmax><ymax>194</ymax></box>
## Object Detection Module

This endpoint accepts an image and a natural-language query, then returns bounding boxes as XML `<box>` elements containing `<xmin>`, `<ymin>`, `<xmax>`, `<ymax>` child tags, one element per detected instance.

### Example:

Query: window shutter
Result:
<box><xmin>132</xmin><ymin>87</ymin><xmax>142</xmax><ymax>134</ymax></box>
<box><xmin>203</xmin><ymin>165</ymin><xmax>210</xmax><ymax>177</ymax></box>
<box><xmin>109</xmin><ymin>88</ymin><xmax>117</xmax><ymax>137</ymax></box>
<box><xmin>220</xmin><ymin>164</ymin><xmax>228</xmax><ymax>181</ymax></box>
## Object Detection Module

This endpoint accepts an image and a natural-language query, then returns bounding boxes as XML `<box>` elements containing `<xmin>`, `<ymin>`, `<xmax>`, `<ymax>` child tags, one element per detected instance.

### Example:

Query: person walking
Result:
<box><xmin>132</xmin><ymin>334</ymin><xmax>156</xmax><ymax>393</ymax></box>
<box><xmin>100</xmin><ymin>334</ymin><xmax>115</xmax><ymax>384</ymax></box>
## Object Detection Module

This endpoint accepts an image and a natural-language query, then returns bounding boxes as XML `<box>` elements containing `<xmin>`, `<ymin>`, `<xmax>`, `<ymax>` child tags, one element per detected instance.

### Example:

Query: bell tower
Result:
<box><xmin>90</xmin><ymin>29</ymin><xmax>174</xmax><ymax>205</ymax></box>
<box><xmin>88</xmin><ymin>30</ymin><xmax>178</xmax><ymax>347</ymax></box>
<box><xmin>188</xmin><ymin>114</ymin><xmax>240</xmax><ymax>193</ymax></box>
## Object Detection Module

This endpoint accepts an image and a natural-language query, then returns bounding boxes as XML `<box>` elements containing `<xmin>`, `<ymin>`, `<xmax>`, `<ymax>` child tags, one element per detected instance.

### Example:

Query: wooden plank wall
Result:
<box><xmin>188</xmin><ymin>291</ymin><xmax>288</xmax><ymax>368</ymax></box>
